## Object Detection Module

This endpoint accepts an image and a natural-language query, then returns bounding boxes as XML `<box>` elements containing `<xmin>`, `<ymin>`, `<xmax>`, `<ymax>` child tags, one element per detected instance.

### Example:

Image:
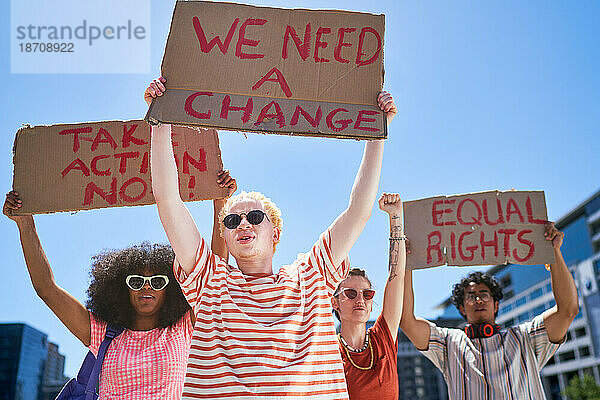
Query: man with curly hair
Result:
<box><xmin>146</xmin><ymin>77</ymin><xmax>396</xmax><ymax>399</ymax></box>
<box><xmin>399</xmin><ymin>222</ymin><xmax>579</xmax><ymax>399</ymax></box>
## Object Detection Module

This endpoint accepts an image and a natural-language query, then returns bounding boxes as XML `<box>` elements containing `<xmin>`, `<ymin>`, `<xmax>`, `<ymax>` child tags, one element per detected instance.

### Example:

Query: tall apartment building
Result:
<box><xmin>41</xmin><ymin>342</ymin><xmax>69</xmax><ymax>400</ymax></box>
<box><xmin>0</xmin><ymin>323</ymin><xmax>48</xmax><ymax>400</ymax></box>
<box><xmin>0</xmin><ymin>323</ymin><xmax>68</xmax><ymax>400</ymax></box>
<box><xmin>396</xmin><ymin>317</ymin><xmax>462</xmax><ymax>400</ymax></box>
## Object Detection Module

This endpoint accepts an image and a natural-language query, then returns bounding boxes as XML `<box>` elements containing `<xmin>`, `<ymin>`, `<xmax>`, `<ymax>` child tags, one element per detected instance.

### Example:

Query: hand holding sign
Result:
<box><xmin>145</xmin><ymin>77</ymin><xmax>167</xmax><ymax>106</ymax></box>
<box><xmin>216</xmin><ymin>169</ymin><xmax>237</xmax><ymax>198</ymax></box>
<box><xmin>377</xmin><ymin>92</ymin><xmax>397</xmax><ymax>126</ymax></box>
<box><xmin>3</xmin><ymin>191</ymin><xmax>32</xmax><ymax>224</ymax></box>
<box><xmin>545</xmin><ymin>222</ymin><xmax>564</xmax><ymax>249</ymax></box>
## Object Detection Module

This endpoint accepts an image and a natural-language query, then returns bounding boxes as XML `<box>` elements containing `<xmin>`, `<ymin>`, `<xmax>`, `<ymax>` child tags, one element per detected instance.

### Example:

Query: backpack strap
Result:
<box><xmin>84</xmin><ymin>325</ymin><xmax>124</xmax><ymax>400</ymax></box>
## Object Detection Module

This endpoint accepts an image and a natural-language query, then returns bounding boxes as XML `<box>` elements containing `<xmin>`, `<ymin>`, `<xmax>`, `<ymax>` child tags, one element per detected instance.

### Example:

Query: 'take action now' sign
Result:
<box><xmin>146</xmin><ymin>1</ymin><xmax>386</xmax><ymax>140</ymax></box>
<box><xmin>12</xmin><ymin>121</ymin><xmax>228</xmax><ymax>214</ymax></box>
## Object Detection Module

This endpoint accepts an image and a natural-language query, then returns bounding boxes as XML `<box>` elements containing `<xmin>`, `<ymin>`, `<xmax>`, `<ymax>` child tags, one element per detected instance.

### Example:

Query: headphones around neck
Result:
<box><xmin>464</xmin><ymin>323</ymin><xmax>500</xmax><ymax>339</ymax></box>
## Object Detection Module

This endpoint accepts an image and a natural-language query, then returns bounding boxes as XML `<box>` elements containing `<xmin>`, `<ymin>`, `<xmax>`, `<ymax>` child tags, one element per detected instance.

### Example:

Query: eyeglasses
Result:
<box><xmin>337</xmin><ymin>288</ymin><xmax>376</xmax><ymax>301</ymax></box>
<box><xmin>464</xmin><ymin>292</ymin><xmax>492</xmax><ymax>304</ymax></box>
<box><xmin>125</xmin><ymin>275</ymin><xmax>169</xmax><ymax>291</ymax></box>
<box><xmin>223</xmin><ymin>210</ymin><xmax>270</xmax><ymax>229</ymax></box>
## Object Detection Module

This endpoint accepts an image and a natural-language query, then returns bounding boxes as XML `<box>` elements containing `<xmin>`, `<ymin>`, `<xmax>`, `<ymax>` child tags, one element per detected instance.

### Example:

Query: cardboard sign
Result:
<box><xmin>145</xmin><ymin>1</ymin><xmax>386</xmax><ymax>140</ymax></box>
<box><xmin>404</xmin><ymin>191</ymin><xmax>555</xmax><ymax>269</ymax></box>
<box><xmin>12</xmin><ymin>121</ymin><xmax>228</xmax><ymax>214</ymax></box>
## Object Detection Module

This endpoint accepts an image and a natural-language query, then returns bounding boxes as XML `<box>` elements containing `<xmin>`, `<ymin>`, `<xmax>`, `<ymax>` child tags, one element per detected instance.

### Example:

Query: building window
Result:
<box><xmin>546</xmin><ymin>356</ymin><xmax>555</xmax><ymax>365</ymax></box>
<box><xmin>529</xmin><ymin>288</ymin><xmax>543</xmax><ymax>300</ymax></box>
<box><xmin>575</xmin><ymin>327</ymin><xmax>587</xmax><ymax>338</ymax></box>
<box><xmin>566</xmin><ymin>370</ymin><xmax>579</xmax><ymax>384</ymax></box>
<box><xmin>518</xmin><ymin>313</ymin><xmax>529</xmax><ymax>323</ymax></box>
<box><xmin>515</xmin><ymin>297</ymin><xmax>526</xmax><ymax>308</ymax></box>
<box><xmin>503</xmin><ymin>318</ymin><xmax>515</xmax><ymax>328</ymax></box>
<box><xmin>559</xmin><ymin>350</ymin><xmax>576</xmax><ymax>362</ymax></box>
<box><xmin>533</xmin><ymin>305</ymin><xmax>546</xmax><ymax>316</ymax></box>
<box><xmin>500</xmin><ymin>304</ymin><xmax>513</xmax><ymax>314</ymax></box>
<box><xmin>594</xmin><ymin>259</ymin><xmax>600</xmax><ymax>275</ymax></box>
<box><xmin>547</xmin><ymin>374</ymin><xmax>561</xmax><ymax>399</ymax></box>
<box><xmin>591</xmin><ymin>221</ymin><xmax>600</xmax><ymax>236</ymax></box>
<box><xmin>566</xmin><ymin>331</ymin><xmax>573</xmax><ymax>342</ymax></box>
<box><xmin>579</xmin><ymin>346</ymin><xmax>591</xmax><ymax>358</ymax></box>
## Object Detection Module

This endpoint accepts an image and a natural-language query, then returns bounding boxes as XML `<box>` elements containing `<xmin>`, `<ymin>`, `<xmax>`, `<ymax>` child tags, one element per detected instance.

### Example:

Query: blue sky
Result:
<box><xmin>1</xmin><ymin>1</ymin><xmax>599</xmax><ymax>377</ymax></box>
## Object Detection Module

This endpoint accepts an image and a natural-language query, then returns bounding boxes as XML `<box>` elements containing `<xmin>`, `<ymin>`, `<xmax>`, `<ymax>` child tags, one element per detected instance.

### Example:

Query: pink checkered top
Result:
<box><xmin>88</xmin><ymin>311</ymin><xmax>193</xmax><ymax>399</ymax></box>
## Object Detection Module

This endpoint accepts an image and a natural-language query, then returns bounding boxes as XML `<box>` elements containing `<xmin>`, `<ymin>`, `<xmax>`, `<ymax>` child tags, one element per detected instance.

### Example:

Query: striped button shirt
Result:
<box><xmin>421</xmin><ymin>315</ymin><xmax>561</xmax><ymax>400</ymax></box>
<box><xmin>175</xmin><ymin>230</ymin><xmax>350</xmax><ymax>399</ymax></box>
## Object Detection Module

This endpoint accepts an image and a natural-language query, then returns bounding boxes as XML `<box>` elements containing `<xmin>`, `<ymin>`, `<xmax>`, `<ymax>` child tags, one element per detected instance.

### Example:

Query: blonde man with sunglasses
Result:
<box><xmin>145</xmin><ymin>77</ymin><xmax>396</xmax><ymax>400</ymax></box>
<box><xmin>332</xmin><ymin>193</ymin><xmax>406</xmax><ymax>400</ymax></box>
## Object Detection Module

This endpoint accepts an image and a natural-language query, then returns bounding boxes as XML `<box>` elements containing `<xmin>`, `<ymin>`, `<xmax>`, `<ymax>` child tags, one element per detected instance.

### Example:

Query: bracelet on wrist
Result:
<box><xmin>389</xmin><ymin>236</ymin><xmax>407</xmax><ymax>241</ymax></box>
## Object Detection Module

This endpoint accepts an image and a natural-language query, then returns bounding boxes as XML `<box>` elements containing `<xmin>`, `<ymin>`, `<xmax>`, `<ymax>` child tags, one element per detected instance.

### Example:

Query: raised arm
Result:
<box><xmin>4</xmin><ymin>191</ymin><xmax>91</xmax><ymax>345</ymax></box>
<box><xmin>211</xmin><ymin>170</ymin><xmax>238</xmax><ymax>262</ymax></box>
<box><xmin>147</xmin><ymin>78</ymin><xmax>208</xmax><ymax>273</ymax></box>
<box><xmin>400</xmin><ymin>267</ymin><xmax>432</xmax><ymax>350</ymax></box>
<box><xmin>542</xmin><ymin>222</ymin><xmax>579</xmax><ymax>343</ymax></box>
<box><xmin>150</xmin><ymin>121</ymin><xmax>201</xmax><ymax>274</ymax></box>
<box><xmin>379</xmin><ymin>193</ymin><xmax>406</xmax><ymax>342</ymax></box>
<box><xmin>328</xmin><ymin>92</ymin><xmax>396</xmax><ymax>266</ymax></box>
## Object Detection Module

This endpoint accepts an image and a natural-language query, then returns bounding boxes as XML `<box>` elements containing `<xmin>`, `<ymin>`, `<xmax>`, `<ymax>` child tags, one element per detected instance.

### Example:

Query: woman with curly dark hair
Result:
<box><xmin>86</xmin><ymin>243</ymin><xmax>190</xmax><ymax>331</ymax></box>
<box><xmin>3</xmin><ymin>170</ymin><xmax>236</xmax><ymax>399</ymax></box>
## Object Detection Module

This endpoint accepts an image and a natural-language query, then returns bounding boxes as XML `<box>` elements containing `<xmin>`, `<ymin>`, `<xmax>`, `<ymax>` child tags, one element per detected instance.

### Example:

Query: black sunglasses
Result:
<box><xmin>223</xmin><ymin>210</ymin><xmax>270</xmax><ymax>229</ymax></box>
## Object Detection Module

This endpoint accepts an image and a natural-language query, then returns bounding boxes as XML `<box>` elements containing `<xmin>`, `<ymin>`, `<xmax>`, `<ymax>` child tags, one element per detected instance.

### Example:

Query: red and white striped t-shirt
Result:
<box><xmin>175</xmin><ymin>229</ymin><xmax>350</xmax><ymax>399</ymax></box>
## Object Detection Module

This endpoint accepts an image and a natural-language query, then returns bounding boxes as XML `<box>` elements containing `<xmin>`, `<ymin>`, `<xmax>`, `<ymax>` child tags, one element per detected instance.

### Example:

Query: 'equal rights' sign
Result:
<box><xmin>403</xmin><ymin>191</ymin><xmax>555</xmax><ymax>269</ymax></box>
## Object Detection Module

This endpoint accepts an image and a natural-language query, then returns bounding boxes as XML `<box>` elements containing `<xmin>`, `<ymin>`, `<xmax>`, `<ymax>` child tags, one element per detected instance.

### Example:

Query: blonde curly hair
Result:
<box><xmin>219</xmin><ymin>191</ymin><xmax>283</xmax><ymax>252</ymax></box>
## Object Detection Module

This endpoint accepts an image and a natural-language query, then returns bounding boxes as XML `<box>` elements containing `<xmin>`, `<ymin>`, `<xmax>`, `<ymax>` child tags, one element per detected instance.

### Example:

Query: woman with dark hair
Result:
<box><xmin>3</xmin><ymin>171</ymin><xmax>236</xmax><ymax>399</ymax></box>
<box><xmin>332</xmin><ymin>193</ymin><xmax>406</xmax><ymax>400</ymax></box>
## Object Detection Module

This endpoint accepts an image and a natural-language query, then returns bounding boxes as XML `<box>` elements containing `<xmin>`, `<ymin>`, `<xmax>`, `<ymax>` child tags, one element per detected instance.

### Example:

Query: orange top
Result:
<box><xmin>339</xmin><ymin>314</ymin><xmax>399</xmax><ymax>400</ymax></box>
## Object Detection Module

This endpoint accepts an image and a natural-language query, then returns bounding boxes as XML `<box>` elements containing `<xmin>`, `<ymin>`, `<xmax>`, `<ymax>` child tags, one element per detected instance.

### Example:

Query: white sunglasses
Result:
<box><xmin>125</xmin><ymin>274</ymin><xmax>169</xmax><ymax>291</ymax></box>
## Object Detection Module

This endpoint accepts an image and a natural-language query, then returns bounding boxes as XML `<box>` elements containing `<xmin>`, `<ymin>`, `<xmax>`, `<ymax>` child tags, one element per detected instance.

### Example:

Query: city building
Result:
<box><xmin>396</xmin><ymin>317</ymin><xmax>462</xmax><ymax>400</ymax></box>
<box><xmin>41</xmin><ymin>342</ymin><xmax>69</xmax><ymax>400</ymax></box>
<box><xmin>433</xmin><ymin>188</ymin><xmax>600</xmax><ymax>400</ymax></box>
<box><xmin>0</xmin><ymin>323</ymin><xmax>48</xmax><ymax>400</ymax></box>
<box><xmin>0</xmin><ymin>323</ymin><xmax>68</xmax><ymax>400</ymax></box>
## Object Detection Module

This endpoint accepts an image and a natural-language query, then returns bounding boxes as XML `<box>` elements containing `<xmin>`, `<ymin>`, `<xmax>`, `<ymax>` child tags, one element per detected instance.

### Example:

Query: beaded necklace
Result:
<box><xmin>338</xmin><ymin>332</ymin><xmax>374</xmax><ymax>371</ymax></box>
